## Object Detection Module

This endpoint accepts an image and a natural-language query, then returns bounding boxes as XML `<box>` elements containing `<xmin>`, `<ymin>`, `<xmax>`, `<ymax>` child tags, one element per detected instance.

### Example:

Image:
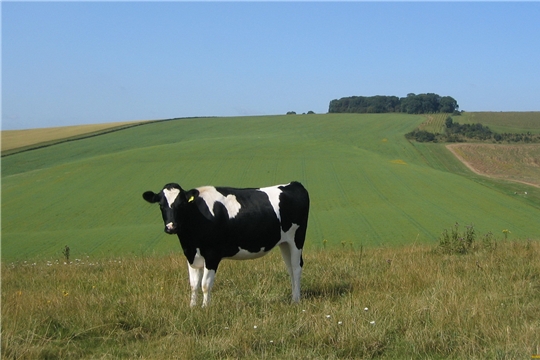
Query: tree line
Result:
<box><xmin>328</xmin><ymin>93</ymin><xmax>459</xmax><ymax>114</ymax></box>
<box><xmin>406</xmin><ymin>117</ymin><xmax>540</xmax><ymax>143</ymax></box>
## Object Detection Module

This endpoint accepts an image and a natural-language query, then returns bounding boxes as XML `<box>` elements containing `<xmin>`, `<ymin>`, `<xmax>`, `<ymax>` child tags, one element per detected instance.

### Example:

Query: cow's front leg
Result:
<box><xmin>201</xmin><ymin>267</ymin><xmax>217</xmax><ymax>307</ymax></box>
<box><xmin>187</xmin><ymin>262</ymin><xmax>203</xmax><ymax>307</ymax></box>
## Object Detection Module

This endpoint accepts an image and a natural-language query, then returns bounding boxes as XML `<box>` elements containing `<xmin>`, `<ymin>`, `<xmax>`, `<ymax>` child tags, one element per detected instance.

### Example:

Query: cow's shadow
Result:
<box><xmin>302</xmin><ymin>281</ymin><xmax>353</xmax><ymax>300</ymax></box>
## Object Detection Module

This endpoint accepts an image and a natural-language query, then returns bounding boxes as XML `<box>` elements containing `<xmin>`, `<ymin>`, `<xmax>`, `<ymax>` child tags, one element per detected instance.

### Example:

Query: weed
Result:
<box><xmin>438</xmin><ymin>223</ymin><xmax>476</xmax><ymax>254</ymax></box>
<box><xmin>437</xmin><ymin>223</ymin><xmax>500</xmax><ymax>255</ymax></box>
<box><xmin>482</xmin><ymin>231</ymin><xmax>497</xmax><ymax>251</ymax></box>
<box><xmin>62</xmin><ymin>245</ymin><xmax>70</xmax><ymax>263</ymax></box>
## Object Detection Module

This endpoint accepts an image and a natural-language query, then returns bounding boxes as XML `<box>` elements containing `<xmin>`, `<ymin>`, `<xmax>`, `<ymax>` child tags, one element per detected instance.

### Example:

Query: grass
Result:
<box><xmin>2</xmin><ymin>240</ymin><xmax>539</xmax><ymax>359</ymax></box>
<box><xmin>2</xmin><ymin>114</ymin><xmax>540</xmax><ymax>261</ymax></box>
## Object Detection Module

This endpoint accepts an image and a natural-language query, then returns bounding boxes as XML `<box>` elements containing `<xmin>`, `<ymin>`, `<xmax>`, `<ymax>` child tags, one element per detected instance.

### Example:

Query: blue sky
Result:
<box><xmin>2</xmin><ymin>2</ymin><xmax>540</xmax><ymax>130</ymax></box>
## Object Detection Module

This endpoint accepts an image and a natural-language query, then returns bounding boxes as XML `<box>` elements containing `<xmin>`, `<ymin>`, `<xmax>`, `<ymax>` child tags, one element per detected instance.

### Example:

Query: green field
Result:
<box><xmin>416</xmin><ymin>113</ymin><xmax>448</xmax><ymax>134</ymax></box>
<box><xmin>459</xmin><ymin>111</ymin><xmax>540</xmax><ymax>134</ymax></box>
<box><xmin>2</xmin><ymin>114</ymin><xmax>539</xmax><ymax>261</ymax></box>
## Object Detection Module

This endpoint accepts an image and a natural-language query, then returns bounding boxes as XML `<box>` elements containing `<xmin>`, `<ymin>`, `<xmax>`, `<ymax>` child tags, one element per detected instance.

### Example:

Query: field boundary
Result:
<box><xmin>1</xmin><ymin>117</ymin><xmax>213</xmax><ymax>157</ymax></box>
<box><xmin>2</xmin><ymin>121</ymin><xmax>152</xmax><ymax>157</ymax></box>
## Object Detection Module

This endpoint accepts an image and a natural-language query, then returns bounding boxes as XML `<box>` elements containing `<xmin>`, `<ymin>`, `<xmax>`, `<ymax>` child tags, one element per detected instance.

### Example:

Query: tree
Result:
<box><xmin>440</xmin><ymin>96</ymin><xmax>459</xmax><ymax>113</ymax></box>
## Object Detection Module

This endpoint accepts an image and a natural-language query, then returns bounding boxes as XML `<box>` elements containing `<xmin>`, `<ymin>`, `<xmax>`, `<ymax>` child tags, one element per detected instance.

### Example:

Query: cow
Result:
<box><xmin>142</xmin><ymin>181</ymin><xmax>309</xmax><ymax>307</ymax></box>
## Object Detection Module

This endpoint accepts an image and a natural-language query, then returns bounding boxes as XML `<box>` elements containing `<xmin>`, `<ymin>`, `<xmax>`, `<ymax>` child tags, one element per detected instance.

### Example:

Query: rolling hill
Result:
<box><xmin>2</xmin><ymin>114</ymin><xmax>539</xmax><ymax>261</ymax></box>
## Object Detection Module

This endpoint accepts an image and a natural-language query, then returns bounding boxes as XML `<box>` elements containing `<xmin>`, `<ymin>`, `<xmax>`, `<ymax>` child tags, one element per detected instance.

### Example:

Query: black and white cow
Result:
<box><xmin>142</xmin><ymin>181</ymin><xmax>309</xmax><ymax>307</ymax></box>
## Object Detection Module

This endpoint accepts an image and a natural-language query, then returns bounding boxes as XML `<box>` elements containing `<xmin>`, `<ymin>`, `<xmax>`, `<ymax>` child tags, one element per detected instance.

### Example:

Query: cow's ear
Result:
<box><xmin>184</xmin><ymin>189</ymin><xmax>200</xmax><ymax>204</ymax></box>
<box><xmin>185</xmin><ymin>189</ymin><xmax>213</xmax><ymax>220</ymax></box>
<box><xmin>143</xmin><ymin>191</ymin><xmax>159</xmax><ymax>203</ymax></box>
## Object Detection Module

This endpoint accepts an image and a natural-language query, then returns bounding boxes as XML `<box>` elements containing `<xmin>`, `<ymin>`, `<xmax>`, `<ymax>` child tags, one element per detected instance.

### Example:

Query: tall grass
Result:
<box><xmin>2</xmin><ymin>240</ymin><xmax>539</xmax><ymax>359</ymax></box>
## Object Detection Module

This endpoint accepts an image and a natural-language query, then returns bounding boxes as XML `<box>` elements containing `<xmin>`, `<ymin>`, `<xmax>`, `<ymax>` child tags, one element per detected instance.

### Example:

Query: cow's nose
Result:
<box><xmin>165</xmin><ymin>222</ymin><xmax>177</xmax><ymax>234</ymax></box>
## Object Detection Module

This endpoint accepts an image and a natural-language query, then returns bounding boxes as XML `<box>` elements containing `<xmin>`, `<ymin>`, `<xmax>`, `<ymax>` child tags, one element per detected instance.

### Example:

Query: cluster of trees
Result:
<box><xmin>406</xmin><ymin>117</ymin><xmax>540</xmax><ymax>143</ymax></box>
<box><xmin>328</xmin><ymin>95</ymin><xmax>400</xmax><ymax>113</ymax></box>
<box><xmin>492</xmin><ymin>132</ymin><xmax>540</xmax><ymax>143</ymax></box>
<box><xmin>329</xmin><ymin>93</ymin><xmax>459</xmax><ymax>114</ymax></box>
<box><xmin>405</xmin><ymin>130</ymin><xmax>437</xmax><ymax>142</ymax></box>
<box><xmin>286</xmin><ymin>111</ymin><xmax>315</xmax><ymax>115</ymax></box>
<box><xmin>444</xmin><ymin>117</ymin><xmax>493</xmax><ymax>141</ymax></box>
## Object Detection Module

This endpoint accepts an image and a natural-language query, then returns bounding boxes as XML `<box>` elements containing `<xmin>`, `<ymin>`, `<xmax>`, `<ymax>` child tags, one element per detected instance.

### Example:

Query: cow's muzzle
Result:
<box><xmin>165</xmin><ymin>222</ymin><xmax>177</xmax><ymax>234</ymax></box>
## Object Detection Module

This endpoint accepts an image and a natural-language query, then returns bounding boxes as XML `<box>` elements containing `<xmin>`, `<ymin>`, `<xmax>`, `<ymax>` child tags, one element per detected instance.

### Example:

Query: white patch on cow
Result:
<box><xmin>278</xmin><ymin>223</ymin><xmax>302</xmax><ymax>302</ymax></box>
<box><xmin>191</xmin><ymin>248</ymin><xmax>205</xmax><ymax>269</ymax></box>
<box><xmin>259</xmin><ymin>184</ymin><xmax>285</xmax><ymax>220</ymax></box>
<box><xmin>163</xmin><ymin>188</ymin><xmax>180</xmax><ymax>208</ymax></box>
<box><xmin>197</xmin><ymin>186</ymin><xmax>241</xmax><ymax>218</ymax></box>
<box><xmin>227</xmin><ymin>247</ymin><xmax>268</xmax><ymax>260</ymax></box>
<box><xmin>278</xmin><ymin>223</ymin><xmax>299</xmax><ymax>246</ymax></box>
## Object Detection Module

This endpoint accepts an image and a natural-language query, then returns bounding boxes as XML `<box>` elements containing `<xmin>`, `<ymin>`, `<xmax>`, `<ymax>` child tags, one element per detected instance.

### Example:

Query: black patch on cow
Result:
<box><xmin>211</xmin><ymin>187</ymin><xmax>282</xmax><ymax>257</ymax></box>
<box><xmin>278</xmin><ymin>182</ymin><xmax>310</xmax><ymax>250</ymax></box>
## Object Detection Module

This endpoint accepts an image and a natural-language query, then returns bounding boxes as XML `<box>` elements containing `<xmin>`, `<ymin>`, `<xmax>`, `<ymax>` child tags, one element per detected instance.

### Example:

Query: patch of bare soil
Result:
<box><xmin>446</xmin><ymin>143</ymin><xmax>540</xmax><ymax>188</ymax></box>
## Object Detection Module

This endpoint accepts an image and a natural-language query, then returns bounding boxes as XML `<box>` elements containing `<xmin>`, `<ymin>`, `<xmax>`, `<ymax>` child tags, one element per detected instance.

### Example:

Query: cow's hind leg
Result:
<box><xmin>187</xmin><ymin>263</ymin><xmax>203</xmax><ymax>307</ymax></box>
<box><xmin>279</xmin><ymin>241</ymin><xmax>303</xmax><ymax>303</ymax></box>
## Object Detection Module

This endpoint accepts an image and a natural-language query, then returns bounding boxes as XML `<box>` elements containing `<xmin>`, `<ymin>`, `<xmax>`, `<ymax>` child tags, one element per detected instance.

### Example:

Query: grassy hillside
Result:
<box><xmin>2</xmin><ymin>241</ymin><xmax>539</xmax><ymax>359</ymax></box>
<box><xmin>2</xmin><ymin>114</ymin><xmax>539</xmax><ymax>261</ymax></box>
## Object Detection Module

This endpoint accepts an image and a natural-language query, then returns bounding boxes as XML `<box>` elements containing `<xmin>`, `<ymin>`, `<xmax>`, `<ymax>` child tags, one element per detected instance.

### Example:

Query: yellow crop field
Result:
<box><xmin>1</xmin><ymin>120</ymin><xmax>149</xmax><ymax>152</ymax></box>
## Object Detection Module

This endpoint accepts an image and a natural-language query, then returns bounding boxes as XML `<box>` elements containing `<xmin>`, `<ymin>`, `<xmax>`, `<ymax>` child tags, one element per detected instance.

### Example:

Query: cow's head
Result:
<box><xmin>143</xmin><ymin>183</ymin><xmax>198</xmax><ymax>234</ymax></box>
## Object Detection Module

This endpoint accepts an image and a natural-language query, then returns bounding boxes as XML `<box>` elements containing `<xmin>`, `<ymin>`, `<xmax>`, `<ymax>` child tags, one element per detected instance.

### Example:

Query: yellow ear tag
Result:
<box><xmin>188</xmin><ymin>196</ymin><xmax>195</xmax><ymax>203</ymax></box>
